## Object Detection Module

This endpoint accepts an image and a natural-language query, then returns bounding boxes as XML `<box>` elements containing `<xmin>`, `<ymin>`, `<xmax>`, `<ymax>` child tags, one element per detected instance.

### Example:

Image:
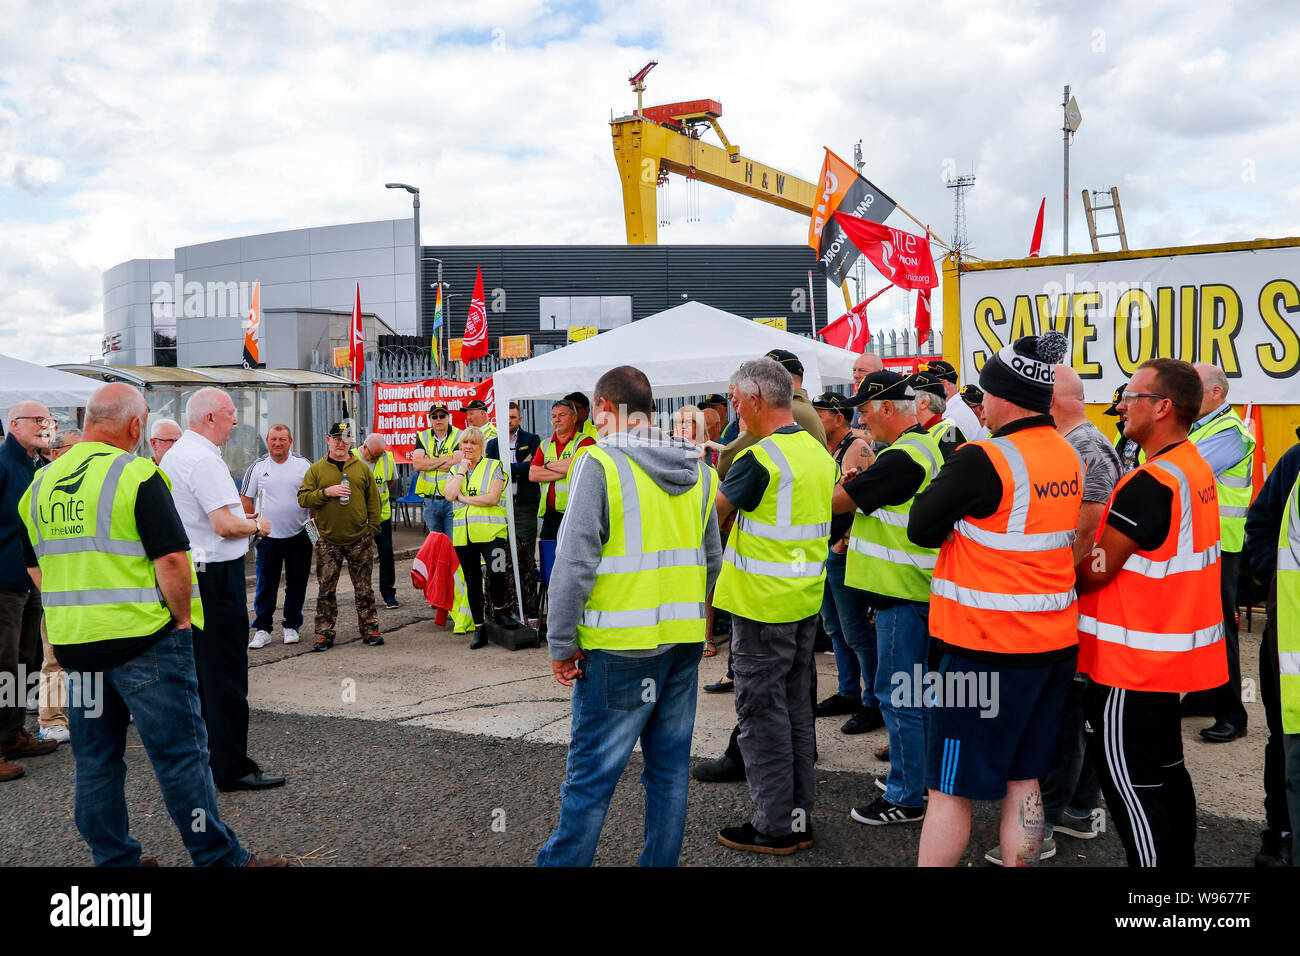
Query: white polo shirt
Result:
<box><xmin>160</xmin><ymin>430</ymin><xmax>248</xmax><ymax>564</ymax></box>
<box><xmin>944</xmin><ymin>392</ymin><xmax>988</xmax><ymax>441</ymax></box>
<box><xmin>240</xmin><ymin>452</ymin><xmax>311</xmax><ymax>539</ymax></box>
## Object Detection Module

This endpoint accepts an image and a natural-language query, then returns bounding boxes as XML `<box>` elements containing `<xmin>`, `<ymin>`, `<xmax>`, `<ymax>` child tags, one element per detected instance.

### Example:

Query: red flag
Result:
<box><xmin>1029</xmin><ymin>197</ymin><xmax>1046</xmax><ymax>257</ymax></box>
<box><xmin>833</xmin><ymin>212</ymin><xmax>937</xmax><ymax>291</ymax></box>
<box><xmin>462</xmin><ymin>266</ymin><xmax>488</xmax><ymax>360</ymax></box>
<box><xmin>349</xmin><ymin>283</ymin><xmax>364</xmax><ymax>382</ymax></box>
<box><xmin>241</xmin><ymin>282</ymin><xmax>261</xmax><ymax>369</ymax></box>
<box><xmin>915</xmin><ymin>289</ymin><xmax>932</xmax><ymax>347</ymax></box>
<box><xmin>1245</xmin><ymin>403</ymin><xmax>1267</xmax><ymax>502</ymax></box>
<box><xmin>818</xmin><ymin>301</ymin><xmax>870</xmax><ymax>352</ymax></box>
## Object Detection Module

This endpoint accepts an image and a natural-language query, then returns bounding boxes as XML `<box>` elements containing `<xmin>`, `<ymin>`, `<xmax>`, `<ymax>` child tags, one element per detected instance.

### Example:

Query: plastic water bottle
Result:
<box><xmin>340</xmin><ymin>473</ymin><xmax>350</xmax><ymax>505</ymax></box>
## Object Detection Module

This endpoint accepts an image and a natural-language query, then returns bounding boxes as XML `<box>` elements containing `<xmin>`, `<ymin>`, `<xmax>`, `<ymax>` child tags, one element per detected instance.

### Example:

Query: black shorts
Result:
<box><xmin>924</xmin><ymin>648</ymin><xmax>1076</xmax><ymax>800</ymax></box>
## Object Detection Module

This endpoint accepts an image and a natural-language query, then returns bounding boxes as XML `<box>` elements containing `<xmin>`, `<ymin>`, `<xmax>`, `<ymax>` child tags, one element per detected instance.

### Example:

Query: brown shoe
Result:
<box><xmin>0</xmin><ymin>756</ymin><xmax>25</xmax><ymax>782</ymax></box>
<box><xmin>1</xmin><ymin>729</ymin><xmax>59</xmax><ymax>759</ymax></box>
<box><xmin>244</xmin><ymin>852</ymin><xmax>290</xmax><ymax>867</ymax></box>
<box><xmin>140</xmin><ymin>856</ymin><xmax>160</xmax><ymax>867</ymax></box>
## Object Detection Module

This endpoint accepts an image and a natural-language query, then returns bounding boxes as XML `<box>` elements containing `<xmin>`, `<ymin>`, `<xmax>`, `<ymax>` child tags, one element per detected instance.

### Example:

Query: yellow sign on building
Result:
<box><xmin>754</xmin><ymin>316</ymin><xmax>788</xmax><ymax>331</ymax></box>
<box><xmin>569</xmin><ymin>326</ymin><xmax>598</xmax><ymax>342</ymax></box>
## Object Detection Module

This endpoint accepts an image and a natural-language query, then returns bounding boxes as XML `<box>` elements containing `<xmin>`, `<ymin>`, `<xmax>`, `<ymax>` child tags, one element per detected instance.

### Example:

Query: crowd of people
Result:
<box><xmin>0</xmin><ymin>336</ymin><xmax>1293</xmax><ymax>871</ymax></box>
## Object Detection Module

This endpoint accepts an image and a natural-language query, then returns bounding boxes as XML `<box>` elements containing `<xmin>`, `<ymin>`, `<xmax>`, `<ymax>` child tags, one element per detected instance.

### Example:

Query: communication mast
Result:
<box><xmin>946</xmin><ymin>172</ymin><xmax>976</xmax><ymax>255</ymax></box>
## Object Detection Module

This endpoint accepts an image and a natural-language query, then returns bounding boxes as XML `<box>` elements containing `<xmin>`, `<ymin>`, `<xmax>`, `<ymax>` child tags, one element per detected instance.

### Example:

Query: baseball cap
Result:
<box><xmin>917</xmin><ymin>358</ymin><xmax>958</xmax><ymax>384</ymax></box>
<box><xmin>701</xmin><ymin>393</ymin><xmax>729</xmax><ymax>408</ymax></box>
<box><xmin>811</xmin><ymin>391</ymin><xmax>850</xmax><ymax>412</ymax></box>
<box><xmin>428</xmin><ymin>402</ymin><xmax>450</xmax><ymax>417</ymax></box>
<box><xmin>1103</xmin><ymin>385</ymin><xmax>1124</xmax><ymax>416</ymax></box>
<box><xmin>763</xmin><ymin>349</ymin><xmax>804</xmax><ymax>379</ymax></box>
<box><xmin>907</xmin><ymin>371</ymin><xmax>947</xmax><ymax>398</ymax></box>
<box><xmin>464</xmin><ymin>399</ymin><xmax>488</xmax><ymax>412</ymax></box>
<box><xmin>327</xmin><ymin>421</ymin><xmax>353</xmax><ymax>439</ymax></box>
<box><xmin>959</xmin><ymin>384</ymin><xmax>985</xmax><ymax>406</ymax></box>
<box><xmin>847</xmin><ymin>370</ymin><xmax>913</xmax><ymax>407</ymax></box>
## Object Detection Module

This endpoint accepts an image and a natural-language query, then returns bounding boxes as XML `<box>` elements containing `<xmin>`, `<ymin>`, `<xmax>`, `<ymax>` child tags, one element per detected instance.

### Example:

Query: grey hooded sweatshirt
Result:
<box><xmin>547</xmin><ymin>425</ymin><xmax>723</xmax><ymax>662</ymax></box>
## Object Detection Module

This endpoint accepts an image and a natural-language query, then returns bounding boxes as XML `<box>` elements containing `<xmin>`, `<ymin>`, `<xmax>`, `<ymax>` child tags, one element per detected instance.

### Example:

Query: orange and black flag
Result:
<box><xmin>808</xmin><ymin>148</ymin><xmax>897</xmax><ymax>286</ymax></box>
<box><xmin>241</xmin><ymin>282</ymin><xmax>262</xmax><ymax>369</ymax></box>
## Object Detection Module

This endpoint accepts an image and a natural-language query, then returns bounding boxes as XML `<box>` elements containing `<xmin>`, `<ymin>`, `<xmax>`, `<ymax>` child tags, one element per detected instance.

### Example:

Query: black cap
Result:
<box><xmin>848</xmin><ymin>370</ymin><xmax>914</xmax><ymax>406</ymax></box>
<box><xmin>428</xmin><ymin>403</ymin><xmax>450</xmax><ymax>416</ymax></box>
<box><xmin>763</xmin><ymin>349</ymin><xmax>804</xmax><ymax>379</ymax></box>
<box><xmin>917</xmin><ymin>358</ymin><xmax>958</xmax><ymax>384</ymax></box>
<box><xmin>1103</xmin><ymin>385</ymin><xmax>1124</xmax><ymax>416</ymax></box>
<box><xmin>464</xmin><ymin>399</ymin><xmax>488</xmax><ymax>412</ymax></box>
<box><xmin>701</xmin><ymin>393</ymin><xmax>728</xmax><ymax>408</ymax></box>
<box><xmin>327</xmin><ymin>421</ymin><xmax>353</xmax><ymax>438</ymax></box>
<box><xmin>907</xmin><ymin>371</ymin><xmax>947</xmax><ymax>398</ymax></box>
<box><xmin>959</xmin><ymin>384</ymin><xmax>985</xmax><ymax>406</ymax></box>
<box><xmin>811</xmin><ymin>391</ymin><xmax>849</xmax><ymax>413</ymax></box>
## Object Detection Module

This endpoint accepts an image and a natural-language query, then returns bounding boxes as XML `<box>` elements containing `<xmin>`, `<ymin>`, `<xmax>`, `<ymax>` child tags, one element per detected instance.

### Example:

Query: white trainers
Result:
<box><xmin>248</xmin><ymin>630</ymin><xmax>272</xmax><ymax>649</ymax></box>
<box><xmin>39</xmin><ymin>725</ymin><xmax>70</xmax><ymax>743</ymax></box>
<box><xmin>283</xmin><ymin>628</ymin><xmax>300</xmax><ymax>645</ymax></box>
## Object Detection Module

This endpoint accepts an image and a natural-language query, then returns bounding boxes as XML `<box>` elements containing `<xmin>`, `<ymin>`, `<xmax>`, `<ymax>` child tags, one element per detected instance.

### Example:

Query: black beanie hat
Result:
<box><xmin>978</xmin><ymin>332</ymin><xmax>1069</xmax><ymax>414</ymax></box>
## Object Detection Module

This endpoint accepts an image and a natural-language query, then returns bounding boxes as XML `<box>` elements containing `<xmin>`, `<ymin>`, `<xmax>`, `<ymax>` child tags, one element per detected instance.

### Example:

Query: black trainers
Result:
<box><xmin>691</xmin><ymin>752</ymin><xmax>745</xmax><ymax>783</ymax></box>
<box><xmin>384</xmin><ymin>598</ymin><xmax>400</xmax><ymax>609</ymax></box>
<box><xmin>1255</xmin><ymin>829</ymin><xmax>1293</xmax><ymax>867</ymax></box>
<box><xmin>363</xmin><ymin>632</ymin><xmax>384</xmax><ymax>646</ymax></box>
<box><xmin>841</xmin><ymin>707</ymin><xmax>885</xmax><ymax>734</ymax></box>
<box><xmin>814</xmin><ymin>693</ymin><xmax>860</xmax><ymax>718</ymax></box>
<box><xmin>310</xmin><ymin>637</ymin><xmax>333</xmax><ymax>652</ymax></box>
<box><xmin>850</xmin><ymin>795</ymin><xmax>925</xmax><ymax>826</ymax></box>
<box><xmin>717</xmin><ymin>822</ymin><xmax>801</xmax><ymax>856</ymax></box>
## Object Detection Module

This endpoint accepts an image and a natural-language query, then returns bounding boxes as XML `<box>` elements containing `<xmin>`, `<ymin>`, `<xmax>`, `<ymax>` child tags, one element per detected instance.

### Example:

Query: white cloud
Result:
<box><xmin>0</xmin><ymin>0</ymin><xmax>1297</xmax><ymax>365</ymax></box>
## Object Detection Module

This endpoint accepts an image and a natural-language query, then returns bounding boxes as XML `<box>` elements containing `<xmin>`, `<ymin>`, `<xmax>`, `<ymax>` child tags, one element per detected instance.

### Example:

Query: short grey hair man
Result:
<box><xmin>150</xmin><ymin>417</ymin><xmax>181</xmax><ymax>439</ymax></box>
<box><xmin>729</xmin><ymin>358</ymin><xmax>793</xmax><ymax>411</ymax></box>
<box><xmin>915</xmin><ymin>389</ymin><xmax>947</xmax><ymax>417</ymax></box>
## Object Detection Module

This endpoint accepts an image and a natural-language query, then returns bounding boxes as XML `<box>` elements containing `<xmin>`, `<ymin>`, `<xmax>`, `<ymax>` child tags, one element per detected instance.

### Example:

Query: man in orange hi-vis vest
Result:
<box><xmin>908</xmin><ymin>331</ymin><xmax>1083</xmax><ymax>867</ymax></box>
<box><xmin>1076</xmin><ymin>358</ymin><xmax>1227</xmax><ymax>867</ymax></box>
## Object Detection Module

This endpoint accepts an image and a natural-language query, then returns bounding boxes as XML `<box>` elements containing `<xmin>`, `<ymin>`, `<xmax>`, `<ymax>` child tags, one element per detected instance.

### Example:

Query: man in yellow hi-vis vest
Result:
<box><xmin>712</xmin><ymin>357</ymin><xmax>836</xmax><ymax>856</ymax></box>
<box><xmin>1183</xmin><ymin>363</ymin><xmax>1256</xmax><ymax>743</ymax></box>
<box><xmin>19</xmin><ymin>384</ymin><xmax>285</xmax><ymax>866</ymax></box>
<box><xmin>538</xmin><ymin>366</ymin><xmax>722</xmax><ymax>866</ymax></box>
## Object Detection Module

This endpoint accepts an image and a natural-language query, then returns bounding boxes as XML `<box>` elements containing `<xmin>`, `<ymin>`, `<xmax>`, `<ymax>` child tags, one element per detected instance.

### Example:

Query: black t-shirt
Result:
<box><xmin>25</xmin><ymin>471</ymin><xmax>192</xmax><ymax>672</ymax></box>
<box><xmin>1105</xmin><ymin>442</ymin><xmax>1180</xmax><ymax>550</ymax></box>
<box><xmin>718</xmin><ymin>425</ymin><xmax>803</xmax><ymax>512</ymax></box>
<box><xmin>829</xmin><ymin>433</ymin><xmax>858</xmax><ymax>542</ymax></box>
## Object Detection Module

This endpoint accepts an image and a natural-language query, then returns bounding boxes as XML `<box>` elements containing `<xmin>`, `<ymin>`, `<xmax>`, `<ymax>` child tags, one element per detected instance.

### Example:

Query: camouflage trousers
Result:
<box><xmin>314</xmin><ymin>535</ymin><xmax>378</xmax><ymax>641</ymax></box>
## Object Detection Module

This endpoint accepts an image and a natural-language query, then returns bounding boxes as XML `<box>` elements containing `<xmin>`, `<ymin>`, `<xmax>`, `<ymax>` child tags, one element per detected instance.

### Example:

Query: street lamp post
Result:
<box><xmin>385</xmin><ymin>182</ymin><xmax>421</xmax><ymax>343</ymax></box>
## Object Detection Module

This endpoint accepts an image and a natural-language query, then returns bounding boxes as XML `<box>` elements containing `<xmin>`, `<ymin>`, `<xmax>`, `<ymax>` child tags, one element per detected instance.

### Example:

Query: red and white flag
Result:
<box><xmin>833</xmin><ymin>212</ymin><xmax>938</xmax><ymax>291</ymax></box>
<box><xmin>241</xmin><ymin>282</ymin><xmax>261</xmax><ymax>369</ymax></box>
<box><xmin>817</xmin><ymin>283</ymin><xmax>890</xmax><ymax>352</ymax></box>
<box><xmin>1029</xmin><ymin>197</ymin><xmax>1046</xmax><ymax>257</ymax></box>
<box><xmin>915</xmin><ymin>288</ymin><xmax>932</xmax><ymax>347</ymax></box>
<box><xmin>349</xmin><ymin>283</ymin><xmax>364</xmax><ymax>382</ymax></box>
<box><xmin>462</xmin><ymin>266</ymin><xmax>488</xmax><ymax>360</ymax></box>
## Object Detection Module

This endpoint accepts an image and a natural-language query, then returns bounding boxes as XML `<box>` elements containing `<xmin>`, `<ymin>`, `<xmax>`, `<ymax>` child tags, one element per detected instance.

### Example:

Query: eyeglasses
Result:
<box><xmin>13</xmin><ymin>417</ymin><xmax>56</xmax><ymax>428</ymax></box>
<box><xmin>1121</xmin><ymin>391</ymin><xmax>1175</xmax><ymax>405</ymax></box>
<box><xmin>151</xmin><ymin>437</ymin><xmax>178</xmax><ymax>445</ymax></box>
<box><xmin>430</xmin><ymin>413</ymin><xmax>448</xmax><ymax>420</ymax></box>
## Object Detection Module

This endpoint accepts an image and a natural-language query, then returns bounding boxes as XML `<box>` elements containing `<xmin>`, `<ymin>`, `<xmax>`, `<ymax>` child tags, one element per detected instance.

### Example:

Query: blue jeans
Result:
<box><xmin>538</xmin><ymin>642</ymin><xmax>703</xmax><ymax>867</ymax></box>
<box><xmin>874</xmin><ymin>602</ymin><xmax>930</xmax><ymax>808</ymax></box>
<box><xmin>65</xmin><ymin>627</ymin><xmax>249</xmax><ymax>867</ymax></box>
<box><xmin>821</xmin><ymin>547</ymin><xmax>878</xmax><ymax>707</ymax></box>
<box><xmin>252</xmin><ymin>530</ymin><xmax>312</xmax><ymax>632</ymax></box>
<box><xmin>423</xmin><ymin>496</ymin><xmax>454</xmax><ymax>538</ymax></box>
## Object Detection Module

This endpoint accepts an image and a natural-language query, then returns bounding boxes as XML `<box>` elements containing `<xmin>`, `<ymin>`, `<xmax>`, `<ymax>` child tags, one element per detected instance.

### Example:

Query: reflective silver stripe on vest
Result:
<box><xmin>1280</xmin><ymin>651</ymin><xmax>1300</xmax><ymax>676</ymax></box>
<box><xmin>931</xmin><ymin>576</ymin><xmax>1075</xmax><ymax>612</ymax></box>
<box><xmin>582</xmin><ymin>601</ymin><xmax>705</xmax><ymax>629</ymax></box>
<box><xmin>722</xmin><ymin>546</ymin><xmax>827</xmax><ymax>578</ymax></box>
<box><xmin>1123</xmin><ymin>543</ymin><xmax>1220</xmax><ymax>577</ymax></box>
<box><xmin>1220</xmin><ymin>505</ymin><xmax>1249</xmax><ymax>518</ymax></box>
<box><xmin>593</xmin><ymin>447</ymin><xmax>706</xmax><ymax>576</ymax></box>
<box><xmin>1219</xmin><ymin>473</ymin><xmax>1252</xmax><ymax>488</ymax></box>
<box><xmin>27</xmin><ymin>466</ymin><xmax>48</xmax><ymax>548</ymax></box>
<box><xmin>699</xmin><ymin>460</ymin><xmax>714</xmax><ymax>530</ymax></box>
<box><xmin>42</xmin><ymin>587</ymin><xmax>165</xmax><ymax>608</ymax></box>
<box><xmin>1281</xmin><ymin>487</ymin><xmax>1300</xmax><ymax>572</ymax></box>
<box><xmin>872</xmin><ymin>508</ymin><xmax>909</xmax><ymax>528</ymax></box>
<box><xmin>30</xmin><ymin>450</ymin><xmax>150</xmax><ymax>559</ymax></box>
<box><xmin>989</xmin><ymin>437</ymin><xmax>1032</xmax><ymax>533</ymax></box>
<box><xmin>1147</xmin><ymin>459</ymin><xmax>1196</xmax><ymax>555</ymax></box>
<box><xmin>847</xmin><ymin>537</ymin><xmax>937</xmax><ymax>569</ymax></box>
<box><xmin>953</xmin><ymin>519</ymin><xmax>1075</xmax><ymax>553</ymax></box>
<box><xmin>894</xmin><ymin>435</ymin><xmax>940</xmax><ymax>479</ymax></box>
<box><xmin>762</xmin><ymin>437</ymin><xmax>797</xmax><ymax>525</ymax></box>
<box><xmin>1079</xmin><ymin>614</ymin><xmax>1223</xmax><ymax>653</ymax></box>
<box><xmin>736</xmin><ymin>514</ymin><xmax>831</xmax><ymax>541</ymax></box>
<box><xmin>463</xmin><ymin>515</ymin><xmax>506</xmax><ymax>525</ymax></box>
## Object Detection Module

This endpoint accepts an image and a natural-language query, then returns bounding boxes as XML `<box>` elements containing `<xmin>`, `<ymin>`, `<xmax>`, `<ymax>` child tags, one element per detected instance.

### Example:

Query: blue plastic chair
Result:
<box><xmin>394</xmin><ymin>476</ymin><xmax>425</xmax><ymax>529</ymax></box>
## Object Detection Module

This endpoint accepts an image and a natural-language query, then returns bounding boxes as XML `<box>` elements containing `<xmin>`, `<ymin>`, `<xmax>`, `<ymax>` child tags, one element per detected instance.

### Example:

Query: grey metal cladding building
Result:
<box><xmin>419</xmin><ymin>244</ymin><xmax>827</xmax><ymax>345</ymax></box>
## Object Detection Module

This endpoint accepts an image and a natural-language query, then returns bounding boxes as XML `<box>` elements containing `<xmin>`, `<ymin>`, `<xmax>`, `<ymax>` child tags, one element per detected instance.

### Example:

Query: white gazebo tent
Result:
<box><xmin>489</xmin><ymin>301</ymin><xmax>858</xmax><ymax>618</ymax></box>
<box><xmin>0</xmin><ymin>353</ymin><xmax>102</xmax><ymax>423</ymax></box>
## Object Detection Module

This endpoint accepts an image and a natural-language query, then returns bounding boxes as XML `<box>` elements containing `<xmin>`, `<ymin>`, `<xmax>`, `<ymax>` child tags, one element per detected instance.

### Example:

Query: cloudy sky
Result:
<box><xmin>3</xmin><ymin>0</ymin><xmax>1297</xmax><ymax>366</ymax></box>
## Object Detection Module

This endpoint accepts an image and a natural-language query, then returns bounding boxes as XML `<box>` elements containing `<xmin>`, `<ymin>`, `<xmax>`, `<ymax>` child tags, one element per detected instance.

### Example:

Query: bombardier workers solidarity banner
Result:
<box><xmin>808</xmin><ymin>148</ymin><xmax>897</xmax><ymax>285</ymax></box>
<box><xmin>958</xmin><ymin>242</ymin><xmax>1300</xmax><ymax>404</ymax></box>
<box><xmin>372</xmin><ymin>377</ymin><xmax>496</xmax><ymax>464</ymax></box>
